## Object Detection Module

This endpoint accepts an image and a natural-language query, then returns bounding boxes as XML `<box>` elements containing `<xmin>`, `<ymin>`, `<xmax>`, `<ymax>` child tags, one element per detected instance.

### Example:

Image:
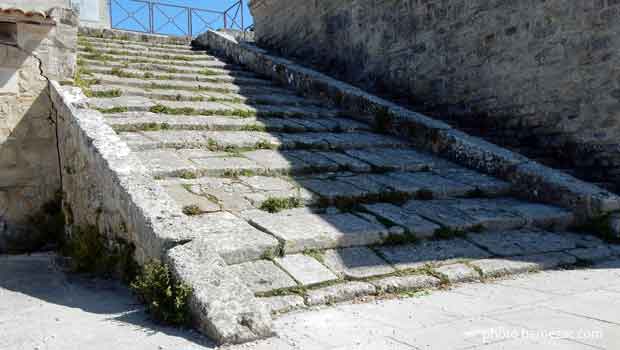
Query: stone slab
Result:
<box><xmin>322</xmin><ymin>247</ymin><xmax>396</xmax><ymax>279</ymax></box>
<box><xmin>189</xmin><ymin>212</ymin><xmax>280</xmax><ymax>265</ymax></box>
<box><xmin>361</xmin><ymin>202</ymin><xmax>440</xmax><ymax>238</ymax></box>
<box><xmin>230</xmin><ymin>260</ymin><xmax>298</xmax><ymax>293</ymax></box>
<box><xmin>249</xmin><ymin>211</ymin><xmax>388</xmax><ymax>253</ymax></box>
<box><xmin>305</xmin><ymin>281</ymin><xmax>376</xmax><ymax>306</ymax></box>
<box><xmin>567</xmin><ymin>246</ymin><xmax>618</xmax><ymax>263</ymax></box>
<box><xmin>371</xmin><ymin>274</ymin><xmax>441</xmax><ymax>293</ymax></box>
<box><xmin>470</xmin><ymin>253</ymin><xmax>577</xmax><ymax>278</ymax></box>
<box><xmin>467</xmin><ymin>229</ymin><xmax>577</xmax><ymax>257</ymax></box>
<box><xmin>163</xmin><ymin>184</ymin><xmax>220</xmax><ymax>213</ymax></box>
<box><xmin>376</xmin><ymin>239</ymin><xmax>492</xmax><ymax>271</ymax></box>
<box><xmin>344</xmin><ymin>148</ymin><xmax>436</xmax><ymax>171</ymax></box>
<box><xmin>275</xmin><ymin>254</ymin><xmax>338</xmax><ymax>286</ymax></box>
<box><xmin>435</xmin><ymin>263</ymin><xmax>480</xmax><ymax>283</ymax></box>
<box><xmin>243</xmin><ymin>150</ymin><xmax>309</xmax><ymax>173</ymax></box>
<box><xmin>260</xmin><ymin>295</ymin><xmax>306</xmax><ymax>314</ymax></box>
<box><xmin>317</xmin><ymin>151</ymin><xmax>372</xmax><ymax>172</ymax></box>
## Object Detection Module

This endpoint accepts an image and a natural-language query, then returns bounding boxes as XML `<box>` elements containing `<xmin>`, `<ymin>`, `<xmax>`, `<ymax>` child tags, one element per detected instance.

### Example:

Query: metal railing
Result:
<box><xmin>109</xmin><ymin>0</ymin><xmax>247</xmax><ymax>37</ymax></box>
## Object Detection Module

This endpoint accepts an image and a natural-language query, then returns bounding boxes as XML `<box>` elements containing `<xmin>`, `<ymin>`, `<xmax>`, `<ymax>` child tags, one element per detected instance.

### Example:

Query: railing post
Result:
<box><xmin>223</xmin><ymin>11</ymin><xmax>228</xmax><ymax>29</ymax></box>
<box><xmin>187</xmin><ymin>8</ymin><xmax>192</xmax><ymax>37</ymax></box>
<box><xmin>241</xmin><ymin>0</ymin><xmax>244</xmax><ymax>31</ymax></box>
<box><xmin>149</xmin><ymin>1</ymin><xmax>154</xmax><ymax>33</ymax></box>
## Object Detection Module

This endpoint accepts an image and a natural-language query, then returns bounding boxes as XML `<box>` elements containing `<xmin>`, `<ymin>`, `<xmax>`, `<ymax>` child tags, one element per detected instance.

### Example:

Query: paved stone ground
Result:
<box><xmin>2</xmin><ymin>253</ymin><xmax>619</xmax><ymax>350</ymax></box>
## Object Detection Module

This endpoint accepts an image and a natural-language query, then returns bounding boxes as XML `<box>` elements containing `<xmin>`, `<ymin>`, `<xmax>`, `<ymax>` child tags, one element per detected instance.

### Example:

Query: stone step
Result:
<box><xmin>87</xmin><ymin>73</ymin><xmax>297</xmax><ymax>95</ymax></box>
<box><xmin>88</xmin><ymin>96</ymin><xmax>341</xmax><ymax>118</ymax></box>
<box><xmin>79</xmin><ymin>58</ymin><xmax>249</xmax><ymax>75</ymax></box>
<box><xmin>105</xmin><ymin>112</ymin><xmax>370</xmax><ymax>133</ymax></box>
<box><xmin>79</xmin><ymin>39</ymin><xmax>206</xmax><ymax>55</ymax></box>
<box><xmin>79</xmin><ymin>35</ymin><xmax>191</xmax><ymax>49</ymax></box>
<box><xmin>243</xmin><ymin>197</ymin><xmax>573</xmax><ymax>254</ymax></box>
<box><xmin>136</xmin><ymin>148</ymin><xmax>375</xmax><ymax>177</ymax></box>
<box><xmin>121</xmin><ymin>130</ymin><xmax>409</xmax><ymax>152</ymax></box>
<box><xmin>88</xmin><ymin>84</ymin><xmax>319</xmax><ymax>107</ymax></box>
<box><xmin>153</xmin><ymin>169</ymin><xmax>511</xmax><ymax>214</ymax></box>
<box><xmin>79</xmin><ymin>52</ymin><xmax>228</xmax><ymax>68</ymax></box>
<box><xmin>82</xmin><ymin>65</ymin><xmax>273</xmax><ymax>86</ymax></box>
<box><xmin>78</xmin><ymin>44</ymin><xmax>214</xmax><ymax>62</ymax></box>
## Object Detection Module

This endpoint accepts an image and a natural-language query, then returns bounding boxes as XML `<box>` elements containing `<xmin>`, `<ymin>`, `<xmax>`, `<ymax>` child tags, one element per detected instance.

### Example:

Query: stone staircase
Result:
<box><xmin>75</xmin><ymin>31</ymin><xmax>620</xmax><ymax>341</ymax></box>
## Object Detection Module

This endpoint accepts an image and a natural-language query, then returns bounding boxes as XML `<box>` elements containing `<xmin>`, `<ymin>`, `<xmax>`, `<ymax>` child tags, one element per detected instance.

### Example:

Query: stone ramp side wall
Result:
<box><xmin>196</xmin><ymin>30</ymin><xmax>620</xmax><ymax>223</ymax></box>
<box><xmin>50</xmin><ymin>81</ymin><xmax>272</xmax><ymax>344</ymax></box>
<box><xmin>0</xmin><ymin>8</ymin><xmax>76</xmax><ymax>253</ymax></box>
<box><xmin>249</xmin><ymin>0</ymin><xmax>620</xmax><ymax>192</ymax></box>
<box><xmin>50</xmin><ymin>81</ymin><xmax>188</xmax><ymax>263</ymax></box>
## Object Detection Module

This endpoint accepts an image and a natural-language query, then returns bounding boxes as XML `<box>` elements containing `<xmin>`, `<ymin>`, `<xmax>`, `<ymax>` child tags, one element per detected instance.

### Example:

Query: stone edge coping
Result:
<box><xmin>78</xmin><ymin>27</ymin><xmax>191</xmax><ymax>46</ymax></box>
<box><xmin>196</xmin><ymin>30</ymin><xmax>620</xmax><ymax>223</ymax></box>
<box><xmin>50</xmin><ymin>80</ymin><xmax>272</xmax><ymax>345</ymax></box>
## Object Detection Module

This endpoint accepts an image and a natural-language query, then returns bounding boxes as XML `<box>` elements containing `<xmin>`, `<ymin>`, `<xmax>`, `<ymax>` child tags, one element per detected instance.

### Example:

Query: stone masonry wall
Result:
<box><xmin>0</xmin><ymin>7</ymin><xmax>77</xmax><ymax>252</ymax></box>
<box><xmin>249</xmin><ymin>0</ymin><xmax>620</xmax><ymax>192</ymax></box>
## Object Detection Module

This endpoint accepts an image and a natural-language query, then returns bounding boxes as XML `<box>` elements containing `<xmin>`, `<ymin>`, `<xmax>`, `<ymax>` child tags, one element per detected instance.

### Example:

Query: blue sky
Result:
<box><xmin>109</xmin><ymin>0</ymin><xmax>253</xmax><ymax>36</ymax></box>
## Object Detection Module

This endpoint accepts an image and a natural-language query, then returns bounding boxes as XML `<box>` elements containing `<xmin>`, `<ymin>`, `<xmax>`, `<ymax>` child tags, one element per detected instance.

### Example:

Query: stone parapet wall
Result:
<box><xmin>0</xmin><ymin>7</ymin><xmax>77</xmax><ymax>252</ymax></box>
<box><xmin>249</xmin><ymin>0</ymin><xmax>620</xmax><ymax>192</ymax></box>
<box><xmin>51</xmin><ymin>81</ymin><xmax>187</xmax><ymax>263</ymax></box>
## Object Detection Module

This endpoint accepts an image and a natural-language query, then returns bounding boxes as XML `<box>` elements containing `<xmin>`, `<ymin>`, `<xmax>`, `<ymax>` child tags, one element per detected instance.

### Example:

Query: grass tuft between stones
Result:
<box><xmin>259</xmin><ymin>197</ymin><xmax>303</xmax><ymax>213</ymax></box>
<box><xmin>182</xmin><ymin>204</ymin><xmax>202</xmax><ymax>216</ymax></box>
<box><xmin>130</xmin><ymin>261</ymin><xmax>192</xmax><ymax>326</ymax></box>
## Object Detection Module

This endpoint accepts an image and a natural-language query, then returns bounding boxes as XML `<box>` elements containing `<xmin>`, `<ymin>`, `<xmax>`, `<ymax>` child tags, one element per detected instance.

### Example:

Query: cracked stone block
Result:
<box><xmin>190</xmin><ymin>156</ymin><xmax>266</xmax><ymax>175</ymax></box>
<box><xmin>372</xmin><ymin>274</ymin><xmax>441</xmax><ymax>293</ymax></box>
<box><xmin>163</xmin><ymin>184</ymin><xmax>220</xmax><ymax>213</ymax></box>
<box><xmin>189</xmin><ymin>212</ymin><xmax>279</xmax><ymax>265</ymax></box>
<box><xmin>467</xmin><ymin>229</ymin><xmax>577</xmax><ymax>257</ymax></box>
<box><xmin>435</xmin><ymin>263</ymin><xmax>479</xmax><ymax>283</ymax></box>
<box><xmin>260</xmin><ymin>295</ymin><xmax>305</xmax><ymax>314</ymax></box>
<box><xmin>509</xmin><ymin>202</ymin><xmax>574</xmax><ymax>230</ymax></box>
<box><xmin>336</xmin><ymin>173</ymin><xmax>392</xmax><ymax>194</ymax></box>
<box><xmin>388</xmin><ymin>172</ymin><xmax>474</xmax><ymax>198</ymax></box>
<box><xmin>317</xmin><ymin>151</ymin><xmax>372</xmax><ymax>172</ymax></box>
<box><xmin>470</xmin><ymin>253</ymin><xmax>576</xmax><ymax>278</ymax></box>
<box><xmin>275</xmin><ymin>254</ymin><xmax>338</xmax><ymax>285</ymax></box>
<box><xmin>432</xmin><ymin>165</ymin><xmax>512</xmax><ymax>196</ymax></box>
<box><xmin>402</xmin><ymin>200</ymin><xmax>478</xmax><ymax>230</ymax></box>
<box><xmin>243</xmin><ymin>150</ymin><xmax>309</xmax><ymax>173</ymax></box>
<box><xmin>286</xmin><ymin>150</ymin><xmax>340</xmax><ymax>171</ymax></box>
<box><xmin>134</xmin><ymin>149</ymin><xmax>197</xmax><ymax>176</ymax></box>
<box><xmin>322</xmin><ymin>247</ymin><xmax>395</xmax><ymax>279</ymax></box>
<box><xmin>230</xmin><ymin>260</ymin><xmax>298</xmax><ymax>293</ymax></box>
<box><xmin>344</xmin><ymin>148</ymin><xmax>436</xmax><ymax>171</ymax></box>
<box><xmin>297</xmin><ymin>178</ymin><xmax>369</xmax><ymax>200</ymax></box>
<box><xmin>448</xmin><ymin>199</ymin><xmax>527</xmax><ymax>231</ymax></box>
<box><xmin>376</xmin><ymin>239</ymin><xmax>491</xmax><ymax>270</ymax></box>
<box><xmin>249</xmin><ymin>211</ymin><xmax>388</xmax><ymax>253</ymax></box>
<box><xmin>305</xmin><ymin>281</ymin><xmax>376</xmax><ymax>306</ymax></box>
<box><xmin>361</xmin><ymin>202</ymin><xmax>440</xmax><ymax>238</ymax></box>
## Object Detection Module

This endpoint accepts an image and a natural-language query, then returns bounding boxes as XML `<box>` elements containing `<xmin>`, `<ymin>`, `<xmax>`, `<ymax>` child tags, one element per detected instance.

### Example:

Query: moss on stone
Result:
<box><xmin>259</xmin><ymin>197</ymin><xmax>302</xmax><ymax>213</ymax></box>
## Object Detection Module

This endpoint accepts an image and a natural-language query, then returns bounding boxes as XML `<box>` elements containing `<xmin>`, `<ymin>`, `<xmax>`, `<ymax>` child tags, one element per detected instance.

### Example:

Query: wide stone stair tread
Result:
<box><xmin>88</xmin><ymin>73</ymin><xmax>295</xmax><ymax>95</ymax></box>
<box><xmin>80</xmin><ymin>36</ymin><xmax>191</xmax><ymax>49</ymax></box>
<box><xmin>80</xmin><ymin>58</ymin><xmax>251</xmax><ymax>76</ymax></box>
<box><xmin>121</xmin><ymin>130</ymin><xmax>408</xmax><ymax>151</ymax></box>
<box><xmin>80</xmin><ymin>45</ymin><xmax>217</xmax><ymax>61</ymax></box>
<box><xmin>80</xmin><ymin>53</ymin><xmax>230</xmax><ymax>68</ymax></box>
<box><xmin>88</xmin><ymin>84</ymin><xmax>312</xmax><ymax>106</ymax></box>
<box><xmin>79</xmin><ymin>41</ymin><xmax>213</xmax><ymax>55</ymax></box>
<box><xmin>105</xmin><ymin>113</ymin><xmax>369</xmax><ymax>133</ymax></box>
<box><xmin>83</xmin><ymin>66</ymin><xmax>274</xmax><ymax>86</ymax></box>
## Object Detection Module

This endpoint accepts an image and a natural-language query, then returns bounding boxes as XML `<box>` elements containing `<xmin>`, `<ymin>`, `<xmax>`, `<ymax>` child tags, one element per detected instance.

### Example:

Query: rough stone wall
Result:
<box><xmin>0</xmin><ymin>8</ymin><xmax>77</xmax><ymax>252</ymax></box>
<box><xmin>51</xmin><ymin>82</ymin><xmax>188</xmax><ymax>263</ymax></box>
<box><xmin>250</xmin><ymin>0</ymin><xmax>620</xmax><ymax>191</ymax></box>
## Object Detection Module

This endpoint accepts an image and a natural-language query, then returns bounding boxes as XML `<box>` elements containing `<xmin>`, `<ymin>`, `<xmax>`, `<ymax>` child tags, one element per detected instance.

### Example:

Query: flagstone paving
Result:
<box><xmin>74</xmin><ymin>32</ymin><xmax>620</xmax><ymax>342</ymax></box>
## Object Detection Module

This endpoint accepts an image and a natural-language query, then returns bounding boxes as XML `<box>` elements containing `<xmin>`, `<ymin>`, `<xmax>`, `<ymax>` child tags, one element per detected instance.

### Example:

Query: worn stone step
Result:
<box><xmin>79</xmin><ymin>35</ymin><xmax>191</xmax><ymax>49</ymax></box>
<box><xmin>105</xmin><ymin>112</ymin><xmax>370</xmax><ymax>133</ymax></box>
<box><xmin>121</xmin><ymin>130</ymin><xmax>408</xmax><ymax>152</ymax></box>
<box><xmin>79</xmin><ymin>39</ymin><xmax>206</xmax><ymax>55</ymax></box>
<box><xmin>88</xmin><ymin>96</ymin><xmax>341</xmax><ymax>118</ymax></box>
<box><xmin>78</xmin><ymin>44</ymin><xmax>214</xmax><ymax>62</ymax></box>
<box><xmin>363</xmin><ymin>197</ymin><xmax>574</xmax><ymax>239</ymax></box>
<box><xmin>83</xmin><ymin>65</ymin><xmax>273</xmax><ymax>86</ymax></box>
<box><xmin>79</xmin><ymin>52</ymin><xmax>228</xmax><ymax>68</ymax></box>
<box><xmin>155</xmin><ymin>170</ymin><xmax>509</xmax><ymax>214</ymax></box>
<box><xmin>241</xmin><ymin>197</ymin><xmax>573</xmax><ymax>253</ymax></box>
<box><xmin>79</xmin><ymin>58</ymin><xmax>249</xmax><ymax>75</ymax></box>
<box><xmin>88</xmin><ymin>84</ymin><xmax>321</xmax><ymax>107</ymax></box>
<box><xmin>87</xmin><ymin>73</ymin><xmax>299</xmax><ymax>95</ymax></box>
<box><xmin>135</xmin><ymin>148</ymin><xmax>375</xmax><ymax>177</ymax></box>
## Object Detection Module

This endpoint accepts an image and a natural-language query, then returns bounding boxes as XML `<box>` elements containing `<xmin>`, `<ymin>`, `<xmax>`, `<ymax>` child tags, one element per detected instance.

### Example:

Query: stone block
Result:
<box><xmin>372</xmin><ymin>274</ymin><xmax>441</xmax><ymax>294</ymax></box>
<box><xmin>275</xmin><ymin>254</ymin><xmax>338</xmax><ymax>286</ymax></box>
<box><xmin>322</xmin><ymin>247</ymin><xmax>395</xmax><ymax>279</ymax></box>
<box><xmin>305</xmin><ymin>281</ymin><xmax>376</xmax><ymax>306</ymax></box>
<box><xmin>435</xmin><ymin>263</ymin><xmax>480</xmax><ymax>283</ymax></box>
<box><xmin>230</xmin><ymin>260</ymin><xmax>298</xmax><ymax>293</ymax></box>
